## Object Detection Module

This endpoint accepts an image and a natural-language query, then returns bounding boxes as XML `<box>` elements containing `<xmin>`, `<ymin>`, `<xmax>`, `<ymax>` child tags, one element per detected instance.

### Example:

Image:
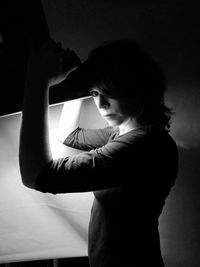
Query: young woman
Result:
<box><xmin>19</xmin><ymin>39</ymin><xmax>178</xmax><ymax>267</ymax></box>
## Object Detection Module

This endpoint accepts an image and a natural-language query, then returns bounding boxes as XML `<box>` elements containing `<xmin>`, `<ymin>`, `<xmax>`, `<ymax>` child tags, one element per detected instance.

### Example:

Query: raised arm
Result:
<box><xmin>58</xmin><ymin>99</ymin><xmax>84</xmax><ymax>143</ymax></box>
<box><xmin>19</xmin><ymin>40</ymin><xmax>81</xmax><ymax>189</ymax></box>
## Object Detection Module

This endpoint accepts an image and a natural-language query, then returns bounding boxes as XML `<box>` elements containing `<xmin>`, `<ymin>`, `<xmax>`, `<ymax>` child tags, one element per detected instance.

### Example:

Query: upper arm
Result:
<box><xmin>34</xmin><ymin>130</ymin><xmax>178</xmax><ymax>195</ymax></box>
<box><xmin>35</xmin><ymin>138</ymin><xmax>134</xmax><ymax>194</ymax></box>
<box><xmin>63</xmin><ymin>126</ymin><xmax>115</xmax><ymax>151</ymax></box>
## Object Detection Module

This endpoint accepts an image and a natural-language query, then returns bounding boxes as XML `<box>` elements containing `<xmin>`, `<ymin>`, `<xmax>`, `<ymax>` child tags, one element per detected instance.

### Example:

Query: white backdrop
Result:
<box><xmin>0</xmin><ymin>98</ymin><xmax>106</xmax><ymax>263</ymax></box>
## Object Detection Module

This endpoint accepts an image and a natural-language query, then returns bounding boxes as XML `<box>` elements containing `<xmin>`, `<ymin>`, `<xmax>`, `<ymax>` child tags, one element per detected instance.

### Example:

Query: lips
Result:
<box><xmin>104</xmin><ymin>114</ymin><xmax>116</xmax><ymax>117</ymax></box>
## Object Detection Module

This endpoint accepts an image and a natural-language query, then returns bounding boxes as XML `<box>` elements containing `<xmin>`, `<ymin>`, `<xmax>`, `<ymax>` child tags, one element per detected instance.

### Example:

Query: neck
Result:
<box><xmin>118</xmin><ymin>117</ymin><xmax>139</xmax><ymax>136</ymax></box>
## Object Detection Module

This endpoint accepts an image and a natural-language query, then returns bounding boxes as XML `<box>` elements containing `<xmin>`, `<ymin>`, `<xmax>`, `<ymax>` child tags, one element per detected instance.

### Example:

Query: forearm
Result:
<box><xmin>19</xmin><ymin>79</ymin><xmax>52</xmax><ymax>189</ymax></box>
<box><xmin>58</xmin><ymin>99</ymin><xmax>84</xmax><ymax>143</ymax></box>
<box><xmin>19</xmin><ymin>40</ymin><xmax>82</xmax><ymax>189</ymax></box>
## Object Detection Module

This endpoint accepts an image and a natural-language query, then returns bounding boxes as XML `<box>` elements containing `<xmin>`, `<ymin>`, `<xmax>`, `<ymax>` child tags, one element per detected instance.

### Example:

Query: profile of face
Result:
<box><xmin>90</xmin><ymin>88</ymin><xmax>133</xmax><ymax>127</ymax></box>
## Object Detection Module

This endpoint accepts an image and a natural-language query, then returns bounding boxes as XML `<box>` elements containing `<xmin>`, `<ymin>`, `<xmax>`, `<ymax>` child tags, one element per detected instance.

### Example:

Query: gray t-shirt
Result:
<box><xmin>35</xmin><ymin>126</ymin><xmax>178</xmax><ymax>267</ymax></box>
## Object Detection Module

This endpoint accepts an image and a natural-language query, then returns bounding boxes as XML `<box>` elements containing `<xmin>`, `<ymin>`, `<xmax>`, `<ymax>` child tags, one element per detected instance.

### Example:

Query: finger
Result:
<box><xmin>54</xmin><ymin>43</ymin><xmax>65</xmax><ymax>53</ymax></box>
<box><xmin>46</xmin><ymin>41</ymin><xmax>66</xmax><ymax>55</ymax></box>
<box><xmin>39</xmin><ymin>39</ymin><xmax>58</xmax><ymax>53</ymax></box>
<box><xmin>61</xmin><ymin>52</ymin><xmax>81</xmax><ymax>73</ymax></box>
<box><xmin>64</xmin><ymin>49</ymin><xmax>80</xmax><ymax>60</ymax></box>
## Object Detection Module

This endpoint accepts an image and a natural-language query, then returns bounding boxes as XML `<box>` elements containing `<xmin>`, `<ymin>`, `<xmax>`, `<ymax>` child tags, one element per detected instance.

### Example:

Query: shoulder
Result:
<box><xmin>108</xmin><ymin>126</ymin><xmax>178</xmax><ymax>160</ymax></box>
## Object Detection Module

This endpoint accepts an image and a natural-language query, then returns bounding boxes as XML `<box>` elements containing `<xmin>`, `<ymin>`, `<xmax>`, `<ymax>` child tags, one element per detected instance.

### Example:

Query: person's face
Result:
<box><xmin>90</xmin><ymin>88</ymin><xmax>132</xmax><ymax>127</ymax></box>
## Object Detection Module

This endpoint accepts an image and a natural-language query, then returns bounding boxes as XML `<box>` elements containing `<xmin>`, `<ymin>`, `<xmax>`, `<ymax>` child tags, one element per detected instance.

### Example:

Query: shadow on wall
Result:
<box><xmin>160</xmin><ymin>146</ymin><xmax>200</xmax><ymax>267</ymax></box>
<box><xmin>159</xmin><ymin>83</ymin><xmax>200</xmax><ymax>267</ymax></box>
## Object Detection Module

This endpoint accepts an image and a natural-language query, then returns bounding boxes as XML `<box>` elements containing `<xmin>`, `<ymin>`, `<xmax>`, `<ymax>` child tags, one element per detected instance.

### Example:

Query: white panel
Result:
<box><xmin>0</xmin><ymin>99</ymin><xmax>104</xmax><ymax>263</ymax></box>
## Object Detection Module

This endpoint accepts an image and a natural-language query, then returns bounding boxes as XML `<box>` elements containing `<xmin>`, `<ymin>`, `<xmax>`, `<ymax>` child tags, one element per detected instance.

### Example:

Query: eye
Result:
<box><xmin>89</xmin><ymin>90</ymin><xmax>99</xmax><ymax>97</ymax></box>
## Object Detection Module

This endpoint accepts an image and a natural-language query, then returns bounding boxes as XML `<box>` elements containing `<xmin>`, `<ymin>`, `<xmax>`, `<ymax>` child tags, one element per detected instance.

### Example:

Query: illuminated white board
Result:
<box><xmin>0</xmin><ymin>98</ymin><xmax>106</xmax><ymax>263</ymax></box>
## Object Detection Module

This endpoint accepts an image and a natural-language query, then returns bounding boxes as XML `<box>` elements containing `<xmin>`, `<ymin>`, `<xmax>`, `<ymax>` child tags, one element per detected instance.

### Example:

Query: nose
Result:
<box><xmin>96</xmin><ymin>94</ymin><xmax>110</xmax><ymax>109</ymax></box>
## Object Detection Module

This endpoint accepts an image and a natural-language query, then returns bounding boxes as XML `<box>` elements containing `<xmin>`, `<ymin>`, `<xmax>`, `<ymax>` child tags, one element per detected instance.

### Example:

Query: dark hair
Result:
<box><xmin>80</xmin><ymin>39</ymin><xmax>173</xmax><ymax>130</ymax></box>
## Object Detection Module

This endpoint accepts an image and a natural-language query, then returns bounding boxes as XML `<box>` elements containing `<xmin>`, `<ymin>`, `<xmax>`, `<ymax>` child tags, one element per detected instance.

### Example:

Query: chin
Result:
<box><xmin>106</xmin><ymin>119</ymin><xmax>119</xmax><ymax>127</ymax></box>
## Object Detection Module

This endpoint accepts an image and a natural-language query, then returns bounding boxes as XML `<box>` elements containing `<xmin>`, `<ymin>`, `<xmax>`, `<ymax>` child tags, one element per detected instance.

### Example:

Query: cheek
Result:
<box><xmin>111</xmin><ymin>100</ymin><xmax>127</xmax><ymax>115</ymax></box>
<box><xmin>118</xmin><ymin>100</ymin><xmax>134</xmax><ymax>116</ymax></box>
<box><xmin>110</xmin><ymin>99</ymin><xmax>120</xmax><ymax>109</ymax></box>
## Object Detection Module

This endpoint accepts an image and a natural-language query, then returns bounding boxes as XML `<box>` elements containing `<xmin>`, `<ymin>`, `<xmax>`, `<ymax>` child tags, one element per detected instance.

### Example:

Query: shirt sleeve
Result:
<box><xmin>35</xmin><ymin>131</ymin><xmax>144</xmax><ymax>194</ymax></box>
<box><xmin>63</xmin><ymin>126</ymin><xmax>116</xmax><ymax>151</ymax></box>
<box><xmin>35</xmin><ymin>128</ymin><xmax>178</xmax><ymax>196</ymax></box>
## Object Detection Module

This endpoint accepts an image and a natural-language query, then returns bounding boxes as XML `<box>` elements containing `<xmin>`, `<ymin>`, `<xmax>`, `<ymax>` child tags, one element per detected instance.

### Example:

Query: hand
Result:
<box><xmin>26</xmin><ymin>39</ymin><xmax>81</xmax><ymax>88</ymax></box>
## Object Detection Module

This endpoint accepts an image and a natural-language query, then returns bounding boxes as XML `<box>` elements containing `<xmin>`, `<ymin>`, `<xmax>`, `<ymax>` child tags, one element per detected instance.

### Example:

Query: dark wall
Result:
<box><xmin>160</xmin><ymin>84</ymin><xmax>200</xmax><ymax>267</ymax></box>
<box><xmin>41</xmin><ymin>0</ymin><xmax>199</xmax><ymax>84</ymax></box>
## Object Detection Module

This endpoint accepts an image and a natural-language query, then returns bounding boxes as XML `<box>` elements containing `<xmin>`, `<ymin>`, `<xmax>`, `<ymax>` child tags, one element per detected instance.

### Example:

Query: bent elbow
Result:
<box><xmin>20</xmin><ymin>170</ymin><xmax>36</xmax><ymax>190</ymax></box>
<box><xmin>21</xmin><ymin>174</ymin><xmax>35</xmax><ymax>190</ymax></box>
<box><xmin>19</xmin><ymin>157</ymin><xmax>36</xmax><ymax>190</ymax></box>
